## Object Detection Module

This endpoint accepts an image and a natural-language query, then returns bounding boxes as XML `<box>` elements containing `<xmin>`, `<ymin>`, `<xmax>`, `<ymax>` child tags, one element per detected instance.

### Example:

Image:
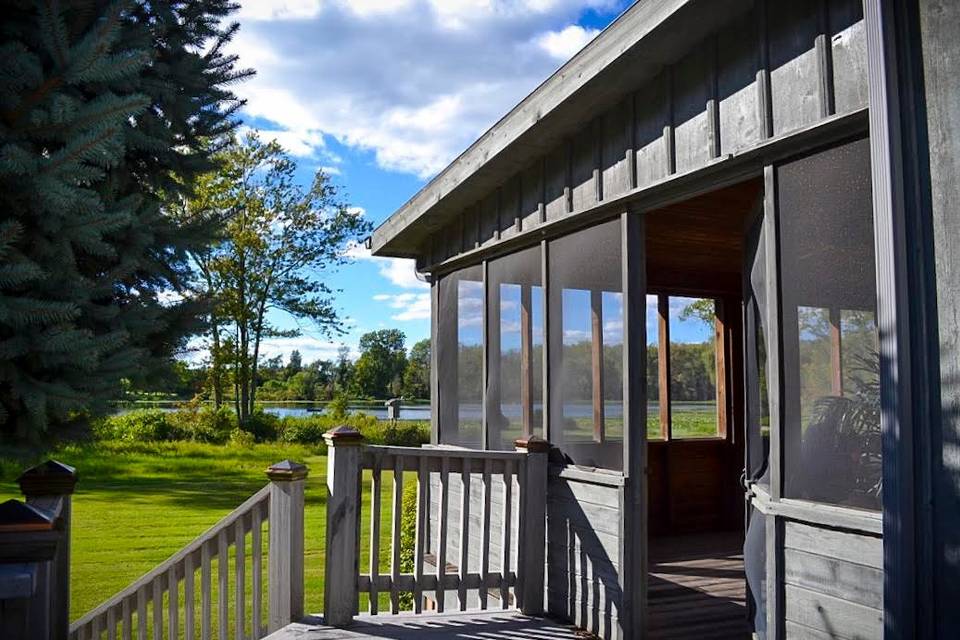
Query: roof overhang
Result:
<box><xmin>371</xmin><ymin>0</ymin><xmax>754</xmax><ymax>260</ymax></box>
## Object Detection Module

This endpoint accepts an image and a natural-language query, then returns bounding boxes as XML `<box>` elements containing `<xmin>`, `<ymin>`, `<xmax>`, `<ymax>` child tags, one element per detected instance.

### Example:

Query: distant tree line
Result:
<box><xmin>157</xmin><ymin>330</ymin><xmax>431</xmax><ymax>403</ymax></box>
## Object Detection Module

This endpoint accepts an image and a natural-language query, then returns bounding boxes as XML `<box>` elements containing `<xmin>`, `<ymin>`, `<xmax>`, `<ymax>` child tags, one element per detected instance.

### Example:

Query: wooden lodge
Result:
<box><xmin>2</xmin><ymin>1</ymin><xmax>959</xmax><ymax>639</ymax></box>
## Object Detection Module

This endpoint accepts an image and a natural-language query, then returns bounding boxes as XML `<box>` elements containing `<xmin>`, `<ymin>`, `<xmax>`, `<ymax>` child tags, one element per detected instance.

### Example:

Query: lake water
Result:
<box><xmin>116</xmin><ymin>401</ymin><xmax>715</xmax><ymax>421</ymax></box>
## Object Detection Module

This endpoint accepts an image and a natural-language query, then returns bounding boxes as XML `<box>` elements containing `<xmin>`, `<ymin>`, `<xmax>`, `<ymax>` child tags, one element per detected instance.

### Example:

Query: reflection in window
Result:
<box><xmin>549</xmin><ymin>219</ymin><xmax>623</xmax><ymax>470</ymax></box>
<box><xmin>779</xmin><ymin>137</ymin><xmax>880</xmax><ymax>510</ymax></box>
<box><xmin>437</xmin><ymin>265</ymin><xmax>483</xmax><ymax>447</ymax></box>
<box><xmin>669</xmin><ymin>297</ymin><xmax>719</xmax><ymax>438</ymax></box>
<box><xmin>487</xmin><ymin>246</ymin><xmax>543</xmax><ymax>450</ymax></box>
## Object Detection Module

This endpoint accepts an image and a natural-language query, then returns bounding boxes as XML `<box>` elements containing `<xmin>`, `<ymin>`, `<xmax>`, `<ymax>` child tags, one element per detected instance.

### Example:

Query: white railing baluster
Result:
<box><xmin>500</xmin><ymin>459</ymin><xmax>513</xmax><ymax>609</ymax></box>
<box><xmin>390</xmin><ymin>455</ymin><xmax>403</xmax><ymax>614</ymax></box>
<box><xmin>217</xmin><ymin>529</ymin><xmax>228</xmax><ymax>640</ymax></box>
<box><xmin>413</xmin><ymin>455</ymin><xmax>427</xmax><ymax>613</ymax></box>
<box><xmin>458</xmin><ymin>460</ymin><xmax>471</xmax><ymax>611</ymax></box>
<box><xmin>201</xmin><ymin>541</ymin><xmax>212</xmax><ymax>640</ymax></box>
<box><xmin>235</xmin><ymin>518</ymin><xmax>245</xmax><ymax>640</ymax></box>
<box><xmin>369</xmin><ymin>460</ymin><xmax>382</xmax><ymax>614</ymax></box>
<box><xmin>152</xmin><ymin>574</ymin><xmax>162</xmax><ymax>640</ymax></box>
<box><xmin>480</xmin><ymin>458</ymin><xmax>492</xmax><ymax>610</ymax></box>
<box><xmin>251</xmin><ymin>507</ymin><xmax>262</xmax><ymax>638</ymax></box>
<box><xmin>122</xmin><ymin>596</ymin><xmax>131</xmax><ymax>640</ymax></box>
<box><xmin>137</xmin><ymin>586</ymin><xmax>147</xmax><ymax>640</ymax></box>
<box><xmin>185</xmin><ymin>554</ymin><xmax>195</xmax><ymax>640</ymax></box>
<box><xmin>435</xmin><ymin>456</ymin><xmax>449</xmax><ymax>613</ymax></box>
<box><xmin>168</xmin><ymin>565</ymin><xmax>178</xmax><ymax>640</ymax></box>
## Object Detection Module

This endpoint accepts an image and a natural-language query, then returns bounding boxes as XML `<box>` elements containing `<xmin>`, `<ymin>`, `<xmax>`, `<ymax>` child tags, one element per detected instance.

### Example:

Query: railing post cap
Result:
<box><xmin>17</xmin><ymin>460</ymin><xmax>77</xmax><ymax>497</ymax></box>
<box><xmin>266</xmin><ymin>460</ymin><xmax>309</xmax><ymax>481</ymax></box>
<box><xmin>323</xmin><ymin>425</ymin><xmax>364</xmax><ymax>446</ymax></box>
<box><xmin>514</xmin><ymin>435</ymin><xmax>551</xmax><ymax>454</ymax></box>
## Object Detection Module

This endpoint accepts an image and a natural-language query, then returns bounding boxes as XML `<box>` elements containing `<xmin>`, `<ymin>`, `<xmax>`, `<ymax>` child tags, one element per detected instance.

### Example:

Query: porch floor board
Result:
<box><xmin>648</xmin><ymin>532</ymin><xmax>750</xmax><ymax>639</ymax></box>
<box><xmin>266</xmin><ymin>611</ymin><xmax>584</xmax><ymax>640</ymax></box>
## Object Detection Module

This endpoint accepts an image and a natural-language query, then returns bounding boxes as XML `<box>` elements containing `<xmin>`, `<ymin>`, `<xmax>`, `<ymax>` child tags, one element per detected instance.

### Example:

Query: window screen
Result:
<box><xmin>487</xmin><ymin>246</ymin><xmax>543</xmax><ymax>450</ymax></box>
<box><xmin>744</xmin><ymin>212</ymin><xmax>771</xmax><ymax>485</ymax></box>
<box><xmin>437</xmin><ymin>264</ymin><xmax>484</xmax><ymax>447</ymax></box>
<box><xmin>779</xmin><ymin>137</ymin><xmax>881</xmax><ymax>510</ymax></box>
<box><xmin>548</xmin><ymin>219</ymin><xmax>624</xmax><ymax>470</ymax></box>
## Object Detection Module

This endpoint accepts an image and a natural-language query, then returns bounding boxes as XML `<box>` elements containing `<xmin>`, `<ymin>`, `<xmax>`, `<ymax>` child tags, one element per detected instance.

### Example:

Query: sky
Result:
<box><xmin>224</xmin><ymin>0</ymin><xmax>711</xmax><ymax>364</ymax></box>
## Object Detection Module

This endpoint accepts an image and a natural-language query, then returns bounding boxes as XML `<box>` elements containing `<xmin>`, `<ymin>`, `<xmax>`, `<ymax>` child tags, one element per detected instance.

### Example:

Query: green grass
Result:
<box><xmin>0</xmin><ymin>440</ymin><xmax>347</xmax><ymax>622</ymax></box>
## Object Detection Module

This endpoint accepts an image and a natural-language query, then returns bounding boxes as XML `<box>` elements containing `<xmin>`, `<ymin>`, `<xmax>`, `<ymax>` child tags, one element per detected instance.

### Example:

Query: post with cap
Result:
<box><xmin>323</xmin><ymin>426</ymin><xmax>365</xmax><ymax>626</ymax></box>
<box><xmin>515</xmin><ymin>436</ymin><xmax>550</xmax><ymax>615</ymax></box>
<box><xmin>17</xmin><ymin>460</ymin><xmax>77</xmax><ymax>640</ymax></box>
<box><xmin>266</xmin><ymin>460</ymin><xmax>308</xmax><ymax>632</ymax></box>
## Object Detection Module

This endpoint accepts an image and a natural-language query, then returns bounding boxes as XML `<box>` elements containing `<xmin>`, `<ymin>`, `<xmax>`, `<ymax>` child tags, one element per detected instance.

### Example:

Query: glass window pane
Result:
<box><xmin>487</xmin><ymin>245</ymin><xmax>543</xmax><ymax>450</ymax></box>
<box><xmin>668</xmin><ymin>297</ymin><xmax>719</xmax><ymax>438</ymax></box>
<box><xmin>437</xmin><ymin>264</ymin><xmax>483</xmax><ymax>447</ymax></box>
<box><xmin>779</xmin><ymin>137</ymin><xmax>881</xmax><ymax>510</ymax></box>
<box><xmin>548</xmin><ymin>219</ymin><xmax>623</xmax><ymax>470</ymax></box>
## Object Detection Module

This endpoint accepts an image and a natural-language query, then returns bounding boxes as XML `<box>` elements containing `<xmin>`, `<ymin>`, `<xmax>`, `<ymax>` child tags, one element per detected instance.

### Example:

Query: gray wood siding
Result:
<box><xmin>782</xmin><ymin>521</ymin><xmax>883</xmax><ymax>639</ymax></box>
<box><xmin>427</xmin><ymin>0</ymin><xmax>868</xmax><ymax>270</ymax></box>
<box><xmin>546</xmin><ymin>471</ymin><xmax>623</xmax><ymax>640</ymax></box>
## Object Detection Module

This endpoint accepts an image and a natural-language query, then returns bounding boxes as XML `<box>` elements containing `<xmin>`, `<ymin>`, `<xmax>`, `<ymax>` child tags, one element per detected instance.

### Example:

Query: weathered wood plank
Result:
<box><xmin>435</xmin><ymin>457</ymin><xmax>450</xmax><ymax>613</ymax></box>
<box><xmin>499</xmin><ymin>460</ymin><xmax>513</xmax><ymax>609</ymax></box>
<box><xmin>769</xmin><ymin>0</ymin><xmax>821</xmax><ymax>136</ymax></box>
<box><xmin>251</xmin><ymin>507</ymin><xmax>261</xmax><ymax>638</ymax></box>
<box><xmin>783</xmin><ymin>521</ymin><xmax>882</xmax><ymax>569</ymax></box>
<box><xmin>784</xmin><ymin>548</ymin><xmax>883</xmax><ymax>609</ymax></box>
<box><xmin>168</xmin><ymin>565</ymin><xmax>178</xmax><ymax>640</ymax></box>
<box><xmin>201</xmin><ymin>542</ymin><xmax>211</xmax><ymax>640</ymax></box>
<box><xmin>784</xmin><ymin>584</ymin><xmax>883</xmax><ymax>638</ymax></box>
<box><xmin>413</xmin><ymin>457</ymin><xmax>428</xmax><ymax>613</ymax></box>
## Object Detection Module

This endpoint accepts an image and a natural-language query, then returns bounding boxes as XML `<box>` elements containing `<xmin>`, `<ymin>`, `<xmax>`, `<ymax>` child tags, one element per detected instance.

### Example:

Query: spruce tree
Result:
<box><xmin>0</xmin><ymin>1</ymin><xmax>250</xmax><ymax>438</ymax></box>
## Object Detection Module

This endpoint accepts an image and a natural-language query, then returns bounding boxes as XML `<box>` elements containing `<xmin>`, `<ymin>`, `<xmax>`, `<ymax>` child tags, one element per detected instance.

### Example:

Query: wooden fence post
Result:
<box><xmin>323</xmin><ymin>426</ymin><xmax>364</xmax><ymax>627</ymax></box>
<box><xmin>266</xmin><ymin>460</ymin><xmax>308</xmax><ymax>633</ymax></box>
<box><xmin>515</xmin><ymin>437</ymin><xmax>549</xmax><ymax>616</ymax></box>
<box><xmin>18</xmin><ymin>460</ymin><xmax>77</xmax><ymax>640</ymax></box>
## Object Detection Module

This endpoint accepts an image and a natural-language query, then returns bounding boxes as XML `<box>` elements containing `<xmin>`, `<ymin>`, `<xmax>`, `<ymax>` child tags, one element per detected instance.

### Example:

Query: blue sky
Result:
<box><xmin>225</xmin><ymin>1</ymin><xmax>710</xmax><ymax>364</ymax></box>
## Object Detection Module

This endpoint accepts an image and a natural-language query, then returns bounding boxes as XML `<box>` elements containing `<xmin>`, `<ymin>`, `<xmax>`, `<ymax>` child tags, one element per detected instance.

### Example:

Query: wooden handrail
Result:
<box><xmin>323</xmin><ymin>430</ymin><xmax>550</xmax><ymax>626</ymax></box>
<box><xmin>69</xmin><ymin>485</ymin><xmax>270</xmax><ymax>633</ymax></box>
<box><xmin>68</xmin><ymin>460</ymin><xmax>308</xmax><ymax>640</ymax></box>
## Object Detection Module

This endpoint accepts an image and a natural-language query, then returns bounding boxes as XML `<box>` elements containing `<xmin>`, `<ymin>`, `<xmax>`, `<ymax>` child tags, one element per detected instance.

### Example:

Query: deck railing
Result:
<box><xmin>67</xmin><ymin>460</ymin><xmax>308</xmax><ymax>640</ymax></box>
<box><xmin>322</xmin><ymin>427</ymin><xmax>550</xmax><ymax>626</ymax></box>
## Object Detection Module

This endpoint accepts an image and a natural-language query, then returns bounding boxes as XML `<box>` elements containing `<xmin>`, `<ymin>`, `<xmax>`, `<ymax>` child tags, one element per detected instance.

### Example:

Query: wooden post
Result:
<box><xmin>265</xmin><ymin>460</ymin><xmax>308</xmax><ymax>632</ymax></box>
<box><xmin>515</xmin><ymin>436</ymin><xmax>549</xmax><ymax>616</ymax></box>
<box><xmin>322</xmin><ymin>426</ymin><xmax>364</xmax><ymax>627</ymax></box>
<box><xmin>18</xmin><ymin>460</ymin><xmax>77</xmax><ymax>640</ymax></box>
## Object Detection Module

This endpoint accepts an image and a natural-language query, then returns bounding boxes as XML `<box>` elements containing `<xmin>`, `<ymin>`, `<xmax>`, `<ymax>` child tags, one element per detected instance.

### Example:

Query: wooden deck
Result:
<box><xmin>648</xmin><ymin>532</ymin><xmax>750</xmax><ymax>639</ymax></box>
<box><xmin>265</xmin><ymin>611</ymin><xmax>583</xmax><ymax>640</ymax></box>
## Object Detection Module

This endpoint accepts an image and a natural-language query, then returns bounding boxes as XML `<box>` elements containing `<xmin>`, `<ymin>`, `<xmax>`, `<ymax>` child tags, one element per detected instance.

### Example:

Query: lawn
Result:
<box><xmin>0</xmin><ymin>440</ymin><xmax>342</xmax><ymax>622</ymax></box>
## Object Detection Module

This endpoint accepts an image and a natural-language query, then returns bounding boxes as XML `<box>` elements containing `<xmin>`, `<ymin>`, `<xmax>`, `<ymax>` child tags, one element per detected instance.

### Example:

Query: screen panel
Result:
<box><xmin>779</xmin><ymin>137</ymin><xmax>880</xmax><ymax>510</ymax></box>
<box><xmin>487</xmin><ymin>245</ymin><xmax>543</xmax><ymax>450</ymax></box>
<box><xmin>548</xmin><ymin>219</ymin><xmax>624</xmax><ymax>470</ymax></box>
<box><xmin>437</xmin><ymin>264</ymin><xmax>484</xmax><ymax>447</ymax></box>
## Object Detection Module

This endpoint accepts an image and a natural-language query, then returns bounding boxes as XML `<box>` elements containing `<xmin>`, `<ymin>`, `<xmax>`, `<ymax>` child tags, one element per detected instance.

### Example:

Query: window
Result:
<box><xmin>668</xmin><ymin>297</ymin><xmax>719</xmax><ymax>438</ymax></box>
<box><xmin>745</xmin><ymin>212</ymin><xmax>771</xmax><ymax>485</ymax></box>
<box><xmin>437</xmin><ymin>265</ymin><xmax>484</xmax><ymax>447</ymax></box>
<box><xmin>647</xmin><ymin>294</ymin><xmax>724</xmax><ymax>440</ymax></box>
<box><xmin>548</xmin><ymin>219</ymin><xmax>623</xmax><ymax>470</ymax></box>
<box><xmin>779</xmin><ymin>138</ymin><xmax>880</xmax><ymax>511</ymax></box>
<box><xmin>487</xmin><ymin>246</ymin><xmax>543</xmax><ymax>450</ymax></box>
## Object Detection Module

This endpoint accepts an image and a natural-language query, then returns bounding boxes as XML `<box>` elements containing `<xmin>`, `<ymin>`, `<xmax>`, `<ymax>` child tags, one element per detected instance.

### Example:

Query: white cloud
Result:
<box><xmin>257</xmin><ymin>336</ymin><xmax>356</xmax><ymax>362</ymax></box>
<box><xmin>373</xmin><ymin>292</ymin><xmax>431</xmax><ymax>321</ymax></box>
<box><xmin>231</xmin><ymin>0</ymin><xmax>626</xmax><ymax>178</ymax></box>
<box><xmin>344</xmin><ymin>241</ymin><xmax>428</xmax><ymax>290</ymax></box>
<box><xmin>535</xmin><ymin>24</ymin><xmax>599</xmax><ymax>59</ymax></box>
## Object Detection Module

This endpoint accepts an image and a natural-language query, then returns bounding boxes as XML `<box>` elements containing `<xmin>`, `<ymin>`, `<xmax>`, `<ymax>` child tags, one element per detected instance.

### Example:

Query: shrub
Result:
<box><xmin>277</xmin><ymin>417</ymin><xmax>328</xmax><ymax>446</ymax></box>
<box><xmin>229</xmin><ymin>428</ymin><xmax>256</xmax><ymax>447</ymax></box>
<box><xmin>242</xmin><ymin>410</ymin><xmax>280</xmax><ymax>442</ymax></box>
<box><xmin>362</xmin><ymin>420</ymin><xmax>429</xmax><ymax>447</ymax></box>
<box><xmin>168</xmin><ymin>405</ymin><xmax>234</xmax><ymax>444</ymax></box>
<box><xmin>97</xmin><ymin>409</ymin><xmax>173</xmax><ymax>442</ymax></box>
